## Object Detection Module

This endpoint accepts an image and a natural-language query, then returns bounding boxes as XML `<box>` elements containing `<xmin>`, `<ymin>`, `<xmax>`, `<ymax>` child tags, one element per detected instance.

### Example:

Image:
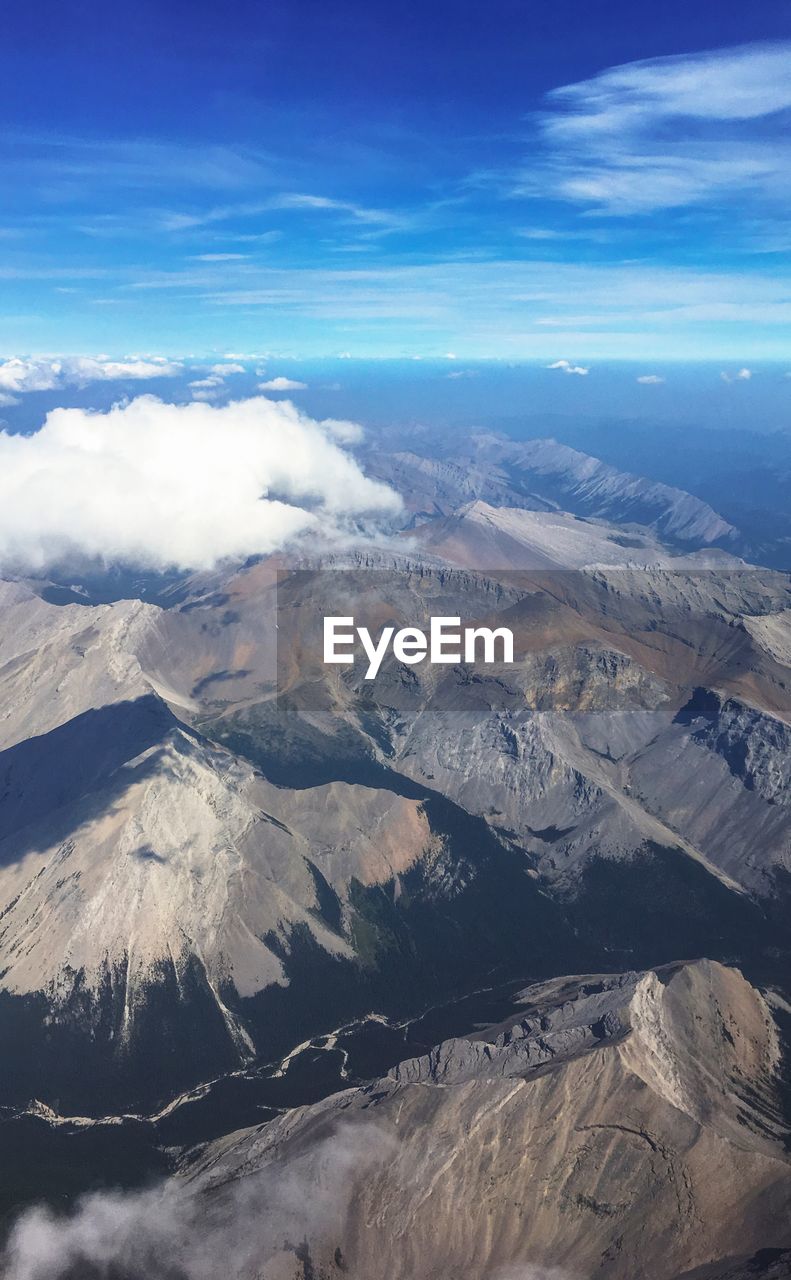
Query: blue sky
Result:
<box><xmin>1</xmin><ymin>0</ymin><xmax>790</xmax><ymax>359</ymax></box>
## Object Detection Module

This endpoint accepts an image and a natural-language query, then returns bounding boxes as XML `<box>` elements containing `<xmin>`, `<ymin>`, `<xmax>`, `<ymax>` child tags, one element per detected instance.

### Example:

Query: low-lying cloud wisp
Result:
<box><xmin>2</xmin><ymin>1123</ymin><xmax>392</xmax><ymax>1280</ymax></box>
<box><xmin>0</xmin><ymin>394</ymin><xmax>402</xmax><ymax>573</ymax></box>
<box><xmin>547</xmin><ymin>359</ymin><xmax>589</xmax><ymax>376</ymax></box>
<box><xmin>258</xmin><ymin>376</ymin><xmax>308</xmax><ymax>391</ymax></box>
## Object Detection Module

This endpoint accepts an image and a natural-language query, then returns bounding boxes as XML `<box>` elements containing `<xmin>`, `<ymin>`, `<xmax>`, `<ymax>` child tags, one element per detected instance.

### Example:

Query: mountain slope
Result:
<box><xmin>480</xmin><ymin>435</ymin><xmax>739</xmax><ymax>546</ymax></box>
<box><xmin>1</xmin><ymin>525</ymin><xmax>790</xmax><ymax>1116</ymax></box>
<box><xmin>406</xmin><ymin>498</ymin><xmax>742</xmax><ymax>571</ymax></box>
<box><xmin>176</xmin><ymin>959</ymin><xmax>791</xmax><ymax>1280</ymax></box>
<box><xmin>370</xmin><ymin>436</ymin><xmax>738</xmax><ymax>550</ymax></box>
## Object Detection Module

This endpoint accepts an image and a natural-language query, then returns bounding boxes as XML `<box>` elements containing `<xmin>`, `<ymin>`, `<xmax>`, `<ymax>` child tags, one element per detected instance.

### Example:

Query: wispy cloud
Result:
<box><xmin>111</xmin><ymin>255</ymin><xmax>791</xmax><ymax>357</ymax></box>
<box><xmin>4</xmin><ymin>133</ymin><xmax>274</xmax><ymax>194</ymax></box>
<box><xmin>516</xmin><ymin>226</ymin><xmax>614</xmax><ymax>244</ymax></box>
<box><xmin>159</xmin><ymin>192</ymin><xmax>406</xmax><ymax>235</ymax></box>
<box><xmin>636</xmin><ymin>374</ymin><xmax>665</xmax><ymax>384</ymax></box>
<box><xmin>189</xmin><ymin>375</ymin><xmax>225</xmax><ymax>401</ymax></box>
<box><xmin>187</xmin><ymin>362</ymin><xmax>246</xmax><ymax>399</ymax></box>
<box><xmin>24</xmin><ymin>253</ymin><xmax>783</xmax><ymax>358</ymax></box>
<box><xmin>720</xmin><ymin>366</ymin><xmax>752</xmax><ymax>382</ymax></box>
<box><xmin>268</xmin><ymin>193</ymin><xmax>402</xmax><ymax>227</ymax></box>
<box><xmin>191</xmin><ymin>253</ymin><xmax>249</xmax><ymax>262</ymax></box>
<box><xmin>524</xmin><ymin>42</ymin><xmax>791</xmax><ymax>214</ymax></box>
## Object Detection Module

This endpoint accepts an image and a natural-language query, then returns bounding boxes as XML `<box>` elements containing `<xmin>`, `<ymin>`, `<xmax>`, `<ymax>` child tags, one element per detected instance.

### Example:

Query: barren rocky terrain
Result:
<box><xmin>1</xmin><ymin>434</ymin><xmax>790</xmax><ymax>1278</ymax></box>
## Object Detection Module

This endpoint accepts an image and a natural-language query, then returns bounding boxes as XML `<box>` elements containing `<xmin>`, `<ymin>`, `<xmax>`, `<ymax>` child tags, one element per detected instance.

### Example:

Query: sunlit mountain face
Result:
<box><xmin>1</xmin><ymin>2</ymin><xmax>791</xmax><ymax>1277</ymax></box>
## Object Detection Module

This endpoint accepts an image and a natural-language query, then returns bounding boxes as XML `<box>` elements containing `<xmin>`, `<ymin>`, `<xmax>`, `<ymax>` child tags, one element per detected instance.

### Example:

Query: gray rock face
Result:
<box><xmin>628</xmin><ymin>692</ymin><xmax>791</xmax><ymax>892</ymax></box>
<box><xmin>1</xmin><ymin>544</ymin><xmax>791</xmax><ymax>1112</ymax></box>
<box><xmin>390</xmin><ymin>971</ymin><xmax>638</xmax><ymax>1085</ymax></box>
<box><xmin>176</xmin><ymin>960</ymin><xmax>791</xmax><ymax>1280</ymax></box>
<box><xmin>403</xmin><ymin>499</ymin><xmax>742</xmax><ymax>572</ymax></box>
<box><xmin>486</xmin><ymin>436</ymin><xmax>738</xmax><ymax>545</ymax></box>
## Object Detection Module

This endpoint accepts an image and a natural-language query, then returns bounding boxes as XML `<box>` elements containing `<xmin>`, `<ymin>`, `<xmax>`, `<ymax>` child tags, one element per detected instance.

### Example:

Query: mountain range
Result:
<box><xmin>0</xmin><ymin>432</ymin><xmax>789</xmax><ymax>1279</ymax></box>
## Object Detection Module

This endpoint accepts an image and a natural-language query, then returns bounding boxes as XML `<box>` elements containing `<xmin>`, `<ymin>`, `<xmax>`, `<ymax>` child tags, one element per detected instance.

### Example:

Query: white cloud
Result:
<box><xmin>125</xmin><ymin>256</ymin><xmax>791</xmax><ymax>354</ymax></box>
<box><xmin>636</xmin><ymin>374</ymin><xmax>665</xmax><ymax>384</ymax></box>
<box><xmin>0</xmin><ymin>395</ymin><xmax>401</xmax><ymax>573</ymax></box>
<box><xmin>529</xmin><ymin>42</ymin><xmax>791</xmax><ymax>214</ymax></box>
<box><xmin>720</xmin><ymin>367</ymin><xmax>752</xmax><ymax>382</ymax></box>
<box><xmin>15</xmin><ymin>135</ymin><xmax>267</xmax><ymax>198</ymax></box>
<box><xmin>189</xmin><ymin>371</ymin><xmax>230</xmax><ymax>401</ymax></box>
<box><xmin>0</xmin><ymin>355</ymin><xmax>182</xmax><ymax>395</ymax></box>
<box><xmin>258</xmin><ymin>376</ymin><xmax>307</xmax><ymax>391</ymax></box>
<box><xmin>1</xmin><ymin>1122</ymin><xmax>393</xmax><ymax>1280</ymax></box>
<box><xmin>320</xmin><ymin>418</ymin><xmax>364</xmax><ymax>444</ymax></box>
<box><xmin>268</xmin><ymin>193</ymin><xmax>405</xmax><ymax>231</ymax></box>
<box><xmin>188</xmin><ymin>375</ymin><xmax>224</xmax><ymax>401</ymax></box>
<box><xmin>518</xmin><ymin>228</ymin><xmax>565</xmax><ymax>241</ymax></box>
<box><xmin>0</xmin><ymin>359</ymin><xmax>62</xmax><ymax>393</ymax></box>
<box><xmin>547</xmin><ymin>359</ymin><xmax>589</xmax><ymax>376</ymax></box>
<box><xmin>159</xmin><ymin>192</ymin><xmax>403</xmax><ymax>235</ymax></box>
<box><xmin>547</xmin><ymin>44</ymin><xmax>791</xmax><ymax>134</ymax></box>
<box><xmin>184</xmin><ymin>363</ymin><xmax>246</xmax><ymax>400</ymax></box>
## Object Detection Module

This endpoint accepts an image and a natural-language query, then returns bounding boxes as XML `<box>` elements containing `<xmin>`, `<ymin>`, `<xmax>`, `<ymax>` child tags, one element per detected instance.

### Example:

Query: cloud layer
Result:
<box><xmin>0</xmin><ymin>355</ymin><xmax>181</xmax><ymax>404</ymax></box>
<box><xmin>0</xmin><ymin>395</ymin><xmax>401</xmax><ymax>573</ymax></box>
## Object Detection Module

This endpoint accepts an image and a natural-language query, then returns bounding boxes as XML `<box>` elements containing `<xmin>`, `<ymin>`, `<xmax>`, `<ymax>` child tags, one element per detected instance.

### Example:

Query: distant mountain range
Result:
<box><xmin>369</xmin><ymin>435</ymin><xmax>740</xmax><ymax>547</ymax></box>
